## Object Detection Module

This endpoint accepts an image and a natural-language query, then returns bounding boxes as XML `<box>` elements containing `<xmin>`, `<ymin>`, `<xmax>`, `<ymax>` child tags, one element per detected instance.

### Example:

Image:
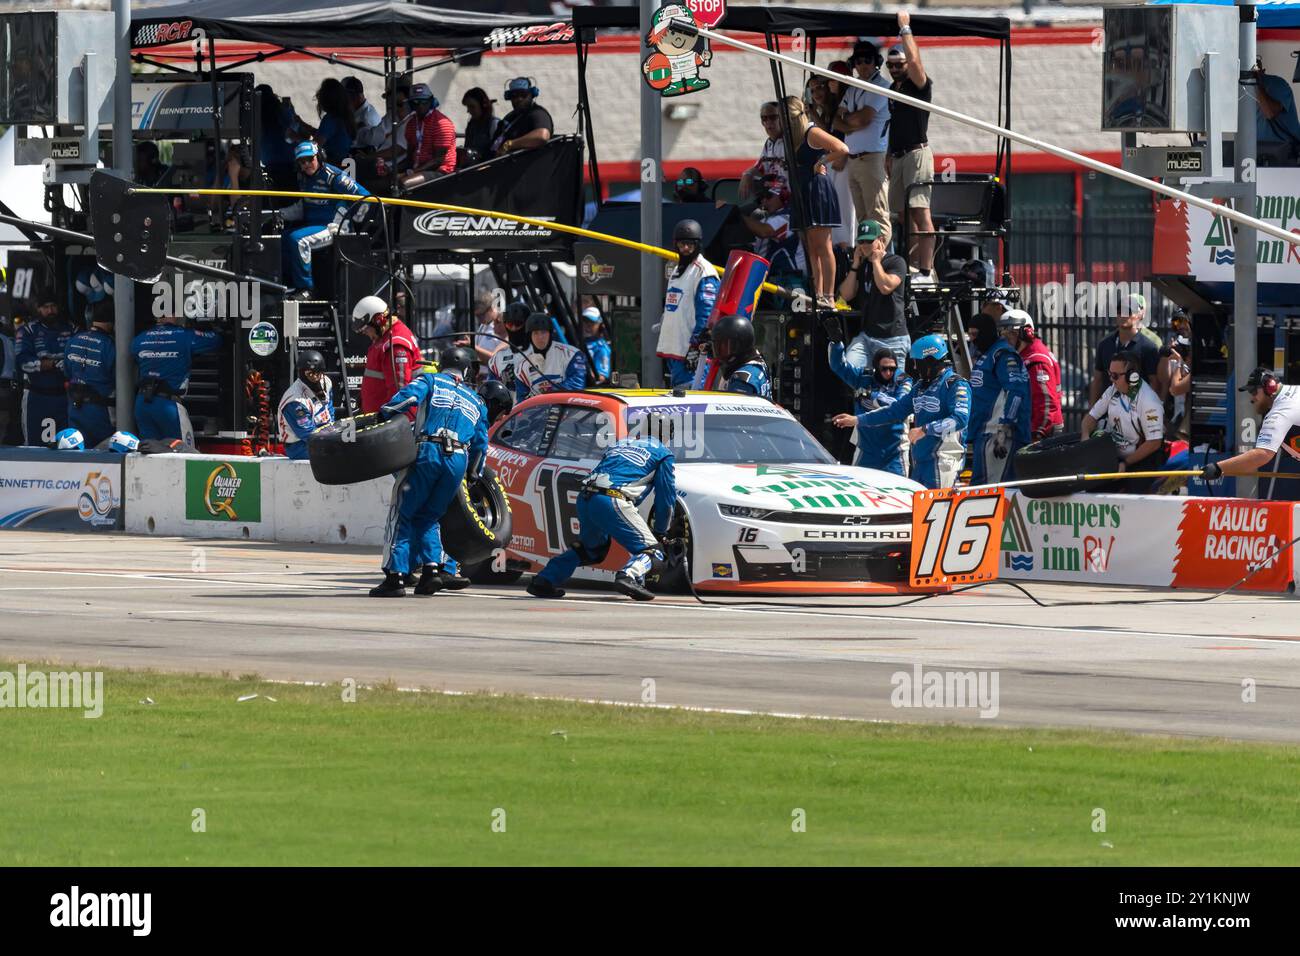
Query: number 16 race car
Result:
<box><xmin>480</xmin><ymin>389</ymin><xmax>932</xmax><ymax>595</ymax></box>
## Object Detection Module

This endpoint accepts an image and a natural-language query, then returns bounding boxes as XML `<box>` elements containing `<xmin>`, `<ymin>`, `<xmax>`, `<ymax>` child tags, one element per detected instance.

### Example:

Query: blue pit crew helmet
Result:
<box><xmin>109</xmin><ymin>430</ymin><xmax>141</xmax><ymax>453</ymax></box>
<box><xmin>56</xmin><ymin>428</ymin><xmax>86</xmax><ymax>450</ymax></box>
<box><xmin>910</xmin><ymin>334</ymin><xmax>949</xmax><ymax>362</ymax></box>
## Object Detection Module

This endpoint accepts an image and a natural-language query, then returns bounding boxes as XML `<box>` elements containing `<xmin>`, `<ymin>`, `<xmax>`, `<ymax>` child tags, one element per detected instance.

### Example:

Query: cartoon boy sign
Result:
<box><xmin>642</xmin><ymin>3</ymin><xmax>713</xmax><ymax>97</ymax></box>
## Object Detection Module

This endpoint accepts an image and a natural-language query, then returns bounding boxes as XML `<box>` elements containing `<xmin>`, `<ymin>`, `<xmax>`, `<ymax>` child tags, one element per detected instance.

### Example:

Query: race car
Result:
<box><xmin>482</xmin><ymin>389</ymin><xmax>928</xmax><ymax>595</ymax></box>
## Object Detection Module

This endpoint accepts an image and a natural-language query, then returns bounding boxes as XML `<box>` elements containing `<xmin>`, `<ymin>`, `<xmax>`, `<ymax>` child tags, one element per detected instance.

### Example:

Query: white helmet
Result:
<box><xmin>351</xmin><ymin>295</ymin><xmax>388</xmax><ymax>333</ymax></box>
<box><xmin>997</xmin><ymin>308</ymin><xmax>1035</xmax><ymax>335</ymax></box>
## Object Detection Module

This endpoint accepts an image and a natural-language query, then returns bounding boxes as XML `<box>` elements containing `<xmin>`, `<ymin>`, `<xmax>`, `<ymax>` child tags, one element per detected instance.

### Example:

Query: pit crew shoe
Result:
<box><xmin>437</xmin><ymin>568</ymin><xmax>471</xmax><ymax>590</ymax></box>
<box><xmin>369</xmin><ymin>573</ymin><xmax>406</xmax><ymax>598</ymax></box>
<box><xmin>414</xmin><ymin>567</ymin><xmax>444</xmax><ymax>596</ymax></box>
<box><xmin>614</xmin><ymin>572</ymin><xmax>655</xmax><ymax>602</ymax></box>
<box><xmin>402</xmin><ymin>572</ymin><xmax>418</xmax><ymax>588</ymax></box>
<box><xmin>526</xmin><ymin>577</ymin><xmax>565</xmax><ymax>599</ymax></box>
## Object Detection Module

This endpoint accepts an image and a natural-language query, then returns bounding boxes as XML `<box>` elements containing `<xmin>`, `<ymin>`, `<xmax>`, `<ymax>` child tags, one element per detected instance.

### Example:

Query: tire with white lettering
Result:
<box><xmin>441</xmin><ymin>467</ymin><xmax>513</xmax><ymax>567</ymax></box>
<box><xmin>1014</xmin><ymin>432</ymin><xmax>1119</xmax><ymax>498</ymax></box>
<box><xmin>307</xmin><ymin>413</ymin><xmax>416</xmax><ymax>485</ymax></box>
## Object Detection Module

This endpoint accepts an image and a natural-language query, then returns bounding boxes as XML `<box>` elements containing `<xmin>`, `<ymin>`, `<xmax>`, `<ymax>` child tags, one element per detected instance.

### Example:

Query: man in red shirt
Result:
<box><xmin>400</xmin><ymin>83</ymin><xmax>457</xmax><ymax>191</ymax></box>
<box><xmin>998</xmin><ymin>308</ymin><xmax>1064</xmax><ymax>441</ymax></box>
<box><xmin>353</xmin><ymin>295</ymin><xmax>421</xmax><ymax>415</ymax></box>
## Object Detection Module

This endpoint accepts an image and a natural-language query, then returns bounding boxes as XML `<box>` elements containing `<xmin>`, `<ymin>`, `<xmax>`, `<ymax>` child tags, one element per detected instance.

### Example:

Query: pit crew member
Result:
<box><xmin>485</xmin><ymin>301</ymin><xmax>531</xmax><ymax>395</ymax></box>
<box><xmin>64</xmin><ymin>300</ymin><xmax>117</xmax><ymax>448</ymax></box>
<box><xmin>1081</xmin><ymin>353</ymin><xmax>1166</xmax><ymax>492</ymax></box>
<box><xmin>354</xmin><ymin>296</ymin><xmax>421</xmax><ymax>415</ymax></box>
<box><xmin>132</xmin><ymin>313</ymin><xmax>222</xmax><ymax>445</ymax></box>
<box><xmin>277</xmin><ymin>350</ymin><xmax>335</xmax><ymax>460</ymax></box>
<box><xmin>695</xmin><ymin>315</ymin><xmax>772</xmax><ymax>398</ymax></box>
<box><xmin>581</xmin><ymin>307</ymin><xmax>613</xmax><ymax>386</ymax></box>
<box><xmin>527</xmin><ymin>428</ymin><xmax>676</xmax><ymax>602</ymax></box>
<box><xmin>16</xmin><ymin>299</ymin><xmax>72</xmax><ymax>446</ymax></box>
<box><xmin>1203</xmin><ymin>367</ymin><xmax>1300</xmax><ymax>500</ymax></box>
<box><xmin>280</xmin><ymin>141</ymin><xmax>371</xmax><ymax>296</ymax></box>
<box><xmin>851</xmin><ymin>334</ymin><xmax>969</xmax><ymax>488</ymax></box>
<box><xmin>655</xmin><ymin>219</ymin><xmax>720</xmax><ymax>388</ymax></box>
<box><xmin>370</xmin><ymin>346</ymin><xmax>489</xmax><ymax>598</ymax></box>
<box><xmin>997</xmin><ymin>308</ymin><xmax>1063</xmax><ymax>442</ymax></box>
<box><xmin>830</xmin><ymin>346</ymin><xmax>912</xmax><ymax>475</ymax></box>
<box><xmin>966</xmin><ymin>311</ymin><xmax>1030</xmax><ymax>484</ymax></box>
<box><xmin>515</xmin><ymin>312</ymin><xmax>587</xmax><ymax>401</ymax></box>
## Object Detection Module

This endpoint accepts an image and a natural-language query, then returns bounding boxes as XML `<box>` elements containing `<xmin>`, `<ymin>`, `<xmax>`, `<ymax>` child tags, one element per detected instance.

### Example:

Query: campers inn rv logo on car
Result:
<box><xmin>184</xmin><ymin>461</ymin><xmax>261</xmax><ymax>523</ymax></box>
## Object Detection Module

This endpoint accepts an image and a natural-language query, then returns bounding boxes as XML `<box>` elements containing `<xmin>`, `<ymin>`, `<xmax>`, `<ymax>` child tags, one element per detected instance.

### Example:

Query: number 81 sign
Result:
<box><xmin>908</xmin><ymin>488</ymin><xmax>1004</xmax><ymax>589</ymax></box>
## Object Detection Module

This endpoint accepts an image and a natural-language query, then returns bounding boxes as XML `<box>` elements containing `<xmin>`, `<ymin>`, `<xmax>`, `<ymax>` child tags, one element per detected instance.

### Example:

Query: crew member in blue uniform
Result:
<box><xmin>527</xmin><ymin>425</ymin><xmax>676</xmax><ymax>602</ymax></box>
<box><xmin>16</xmin><ymin>299</ymin><xmax>73</xmax><ymax>446</ymax></box>
<box><xmin>829</xmin><ymin>346</ymin><xmax>913</xmax><ymax>475</ymax></box>
<box><xmin>371</xmin><ymin>346</ymin><xmax>489</xmax><ymax>598</ymax></box>
<box><xmin>704</xmin><ymin>315</ymin><xmax>772</xmax><ymax>398</ymax></box>
<box><xmin>280</xmin><ymin>141</ymin><xmax>371</xmax><ymax>296</ymax></box>
<box><xmin>850</xmin><ymin>334</ymin><xmax>970</xmax><ymax>489</ymax></box>
<box><xmin>277</xmin><ymin>349</ymin><xmax>335</xmax><ymax>460</ymax></box>
<box><xmin>64</xmin><ymin>300</ymin><xmax>117</xmax><ymax>448</ymax></box>
<box><xmin>581</xmin><ymin>306</ymin><xmax>613</xmax><ymax>386</ymax></box>
<box><xmin>965</xmin><ymin>311</ymin><xmax>1031</xmax><ymax>485</ymax></box>
<box><xmin>131</xmin><ymin>313</ymin><xmax>223</xmax><ymax>445</ymax></box>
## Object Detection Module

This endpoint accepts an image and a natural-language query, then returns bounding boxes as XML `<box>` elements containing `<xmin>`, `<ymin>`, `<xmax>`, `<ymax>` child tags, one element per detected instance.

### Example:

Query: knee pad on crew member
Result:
<box><xmin>574</xmin><ymin>539</ymin><xmax>612</xmax><ymax>567</ymax></box>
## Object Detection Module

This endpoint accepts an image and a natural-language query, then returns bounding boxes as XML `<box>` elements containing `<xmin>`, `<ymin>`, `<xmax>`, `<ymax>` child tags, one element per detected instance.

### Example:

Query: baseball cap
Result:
<box><xmin>409</xmin><ymin>83</ymin><xmax>435</xmax><ymax>102</ymax></box>
<box><xmin>294</xmin><ymin>141</ymin><xmax>318</xmax><ymax>161</ymax></box>
<box><xmin>341</xmin><ymin>76</ymin><xmax>364</xmax><ymax>95</ymax></box>
<box><xmin>856</xmin><ymin>220</ymin><xmax>884</xmax><ymax>243</ymax></box>
<box><xmin>581</xmin><ymin>306</ymin><xmax>602</xmax><ymax>323</ymax></box>
<box><xmin>886</xmin><ymin>46</ymin><xmax>906</xmax><ymax>63</ymax></box>
<box><xmin>850</xmin><ymin>40</ymin><xmax>879</xmax><ymax>64</ymax></box>
<box><xmin>1121</xmin><ymin>292</ymin><xmax>1147</xmax><ymax>315</ymax></box>
<box><xmin>1239</xmin><ymin>366</ymin><xmax>1275</xmax><ymax>392</ymax></box>
<box><xmin>505</xmin><ymin>77</ymin><xmax>536</xmax><ymax>98</ymax></box>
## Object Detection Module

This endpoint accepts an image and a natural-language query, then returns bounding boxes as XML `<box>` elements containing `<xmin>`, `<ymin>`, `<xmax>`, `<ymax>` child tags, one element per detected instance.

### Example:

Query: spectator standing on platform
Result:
<box><xmin>835</xmin><ymin>41</ymin><xmax>892</xmax><ymax>247</ymax></box>
<box><xmin>885</xmin><ymin>12</ymin><xmax>937</xmax><ymax>274</ymax></box>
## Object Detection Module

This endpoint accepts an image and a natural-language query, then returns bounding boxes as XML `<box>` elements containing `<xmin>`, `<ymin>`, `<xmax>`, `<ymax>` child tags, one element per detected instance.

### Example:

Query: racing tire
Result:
<box><xmin>307</xmin><ymin>413</ymin><xmax>416</xmax><ymax>486</ymax></box>
<box><xmin>648</xmin><ymin>506</ymin><xmax>694</xmax><ymax>594</ymax></box>
<box><xmin>440</xmin><ymin>467</ymin><xmax>513</xmax><ymax>567</ymax></box>
<box><xmin>1014</xmin><ymin>431</ymin><xmax>1119</xmax><ymax>499</ymax></box>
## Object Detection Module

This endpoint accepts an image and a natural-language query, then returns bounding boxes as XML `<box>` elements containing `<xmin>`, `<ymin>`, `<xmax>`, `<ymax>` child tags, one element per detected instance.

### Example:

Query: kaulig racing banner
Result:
<box><xmin>399</xmin><ymin>136</ymin><xmax>582</xmax><ymax>253</ymax></box>
<box><xmin>0</xmin><ymin>449</ymin><xmax>123</xmax><ymax>532</ymax></box>
<box><xmin>1000</xmin><ymin>491</ymin><xmax>1297</xmax><ymax>592</ymax></box>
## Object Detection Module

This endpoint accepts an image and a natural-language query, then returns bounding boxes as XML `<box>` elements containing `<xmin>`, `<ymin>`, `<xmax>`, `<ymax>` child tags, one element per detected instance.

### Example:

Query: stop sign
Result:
<box><xmin>685</xmin><ymin>0</ymin><xmax>726</xmax><ymax>30</ymax></box>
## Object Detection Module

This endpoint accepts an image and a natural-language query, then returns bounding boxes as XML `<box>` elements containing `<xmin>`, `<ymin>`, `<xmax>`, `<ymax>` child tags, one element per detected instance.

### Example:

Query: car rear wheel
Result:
<box><xmin>441</xmin><ymin>467</ymin><xmax>514</xmax><ymax>566</ymax></box>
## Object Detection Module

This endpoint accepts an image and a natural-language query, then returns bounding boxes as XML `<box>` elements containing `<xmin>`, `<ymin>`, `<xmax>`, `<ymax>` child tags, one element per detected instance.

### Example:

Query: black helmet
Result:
<box><xmin>477</xmin><ymin>379</ymin><xmax>515</xmax><ymax>422</ymax></box>
<box><xmin>524</xmin><ymin>311</ymin><xmax>552</xmax><ymax>335</ymax></box>
<box><xmin>673</xmin><ymin>219</ymin><xmax>703</xmax><ymax>243</ymax></box>
<box><xmin>711</xmin><ymin>314</ymin><xmax>755</xmax><ymax>362</ymax></box>
<box><xmin>439</xmin><ymin>346</ymin><xmax>475</xmax><ymax>378</ymax></box>
<box><xmin>296</xmin><ymin>349</ymin><xmax>326</xmax><ymax>374</ymax></box>
<box><xmin>504</xmin><ymin>301</ymin><xmax>531</xmax><ymax>327</ymax></box>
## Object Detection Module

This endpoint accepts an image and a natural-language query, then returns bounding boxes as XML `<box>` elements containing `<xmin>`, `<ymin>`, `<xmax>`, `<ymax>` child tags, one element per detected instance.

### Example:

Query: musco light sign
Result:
<box><xmin>410</xmin><ymin>211</ymin><xmax>556</xmax><ymax>241</ymax></box>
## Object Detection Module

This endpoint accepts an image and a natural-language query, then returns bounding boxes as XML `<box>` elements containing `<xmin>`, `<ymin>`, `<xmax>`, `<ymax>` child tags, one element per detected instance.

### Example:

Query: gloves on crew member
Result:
<box><xmin>821</xmin><ymin>314</ymin><xmax>844</xmax><ymax>344</ymax></box>
<box><xmin>992</xmin><ymin>424</ymin><xmax>1014</xmax><ymax>460</ymax></box>
<box><xmin>1201</xmin><ymin>462</ymin><xmax>1223</xmax><ymax>482</ymax></box>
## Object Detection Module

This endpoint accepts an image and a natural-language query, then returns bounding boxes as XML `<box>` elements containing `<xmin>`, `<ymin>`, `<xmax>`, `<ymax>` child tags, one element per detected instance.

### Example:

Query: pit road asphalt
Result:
<box><xmin>2</xmin><ymin>532</ymin><xmax>1298</xmax><ymax>741</ymax></box>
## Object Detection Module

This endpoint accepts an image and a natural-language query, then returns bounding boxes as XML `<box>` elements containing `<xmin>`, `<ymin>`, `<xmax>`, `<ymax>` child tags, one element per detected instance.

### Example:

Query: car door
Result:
<box><xmin>533</xmin><ymin>406</ymin><xmax>605</xmax><ymax>558</ymax></box>
<box><xmin>487</xmin><ymin>402</ymin><xmax>561</xmax><ymax>565</ymax></box>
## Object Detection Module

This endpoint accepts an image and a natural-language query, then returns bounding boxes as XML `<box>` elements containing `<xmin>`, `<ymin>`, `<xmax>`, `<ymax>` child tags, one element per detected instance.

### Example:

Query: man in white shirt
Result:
<box><xmin>739</xmin><ymin>102</ymin><xmax>788</xmax><ymax>200</ymax></box>
<box><xmin>344</xmin><ymin>77</ymin><xmax>385</xmax><ymax>150</ymax></box>
<box><xmin>835</xmin><ymin>41</ymin><xmax>893</xmax><ymax>246</ymax></box>
<box><xmin>1081</xmin><ymin>353</ymin><xmax>1166</xmax><ymax>492</ymax></box>
<box><xmin>1202</xmin><ymin>367</ymin><xmax>1300</xmax><ymax>500</ymax></box>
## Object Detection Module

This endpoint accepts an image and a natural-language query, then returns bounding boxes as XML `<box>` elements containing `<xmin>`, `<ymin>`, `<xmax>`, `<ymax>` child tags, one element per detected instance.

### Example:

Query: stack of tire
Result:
<box><xmin>1013</xmin><ymin>432</ymin><xmax>1119</xmax><ymax>498</ymax></box>
<box><xmin>306</xmin><ymin>413</ymin><xmax>512</xmax><ymax>567</ymax></box>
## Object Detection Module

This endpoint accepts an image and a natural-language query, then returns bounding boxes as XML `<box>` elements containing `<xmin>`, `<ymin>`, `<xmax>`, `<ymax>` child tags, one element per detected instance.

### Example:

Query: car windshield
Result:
<box><xmin>632</xmin><ymin>411</ymin><xmax>836</xmax><ymax>465</ymax></box>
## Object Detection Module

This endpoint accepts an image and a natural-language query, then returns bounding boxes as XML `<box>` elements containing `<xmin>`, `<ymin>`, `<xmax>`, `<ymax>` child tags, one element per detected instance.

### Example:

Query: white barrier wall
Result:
<box><xmin>1001</xmin><ymin>491</ymin><xmax>1300</xmax><ymax>593</ymax></box>
<box><xmin>124</xmin><ymin>454</ymin><xmax>392</xmax><ymax>546</ymax></box>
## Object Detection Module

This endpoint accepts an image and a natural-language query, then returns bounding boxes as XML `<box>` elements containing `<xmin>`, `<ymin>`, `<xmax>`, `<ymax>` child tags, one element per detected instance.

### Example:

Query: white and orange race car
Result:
<box><xmin>480</xmin><ymin>388</ymin><xmax>956</xmax><ymax>596</ymax></box>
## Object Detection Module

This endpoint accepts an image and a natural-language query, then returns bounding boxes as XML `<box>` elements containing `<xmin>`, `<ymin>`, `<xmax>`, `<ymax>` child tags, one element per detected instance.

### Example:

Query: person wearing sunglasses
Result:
<box><xmin>1081</xmin><ymin>353</ymin><xmax>1166</xmax><ymax>491</ymax></box>
<box><xmin>673</xmin><ymin>167</ymin><xmax>709</xmax><ymax>203</ymax></box>
<box><xmin>738</xmin><ymin>102</ymin><xmax>789</xmax><ymax>201</ymax></box>
<box><xmin>1201</xmin><ymin>367</ymin><xmax>1300</xmax><ymax>499</ymax></box>
<box><xmin>491</xmin><ymin>78</ymin><xmax>553</xmax><ymax>157</ymax></box>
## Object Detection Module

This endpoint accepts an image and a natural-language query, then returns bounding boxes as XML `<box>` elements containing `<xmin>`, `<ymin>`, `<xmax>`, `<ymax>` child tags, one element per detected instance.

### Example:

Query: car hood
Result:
<box><xmin>677</xmin><ymin>462</ymin><xmax>923</xmax><ymax>514</ymax></box>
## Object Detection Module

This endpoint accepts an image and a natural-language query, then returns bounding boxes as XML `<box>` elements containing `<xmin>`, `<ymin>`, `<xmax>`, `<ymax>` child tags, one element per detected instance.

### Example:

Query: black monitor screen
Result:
<box><xmin>0</xmin><ymin>13</ymin><xmax>57</xmax><ymax>125</ymax></box>
<box><xmin>1102</xmin><ymin>7</ymin><xmax>1173</xmax><ymax>131</ymax></box>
